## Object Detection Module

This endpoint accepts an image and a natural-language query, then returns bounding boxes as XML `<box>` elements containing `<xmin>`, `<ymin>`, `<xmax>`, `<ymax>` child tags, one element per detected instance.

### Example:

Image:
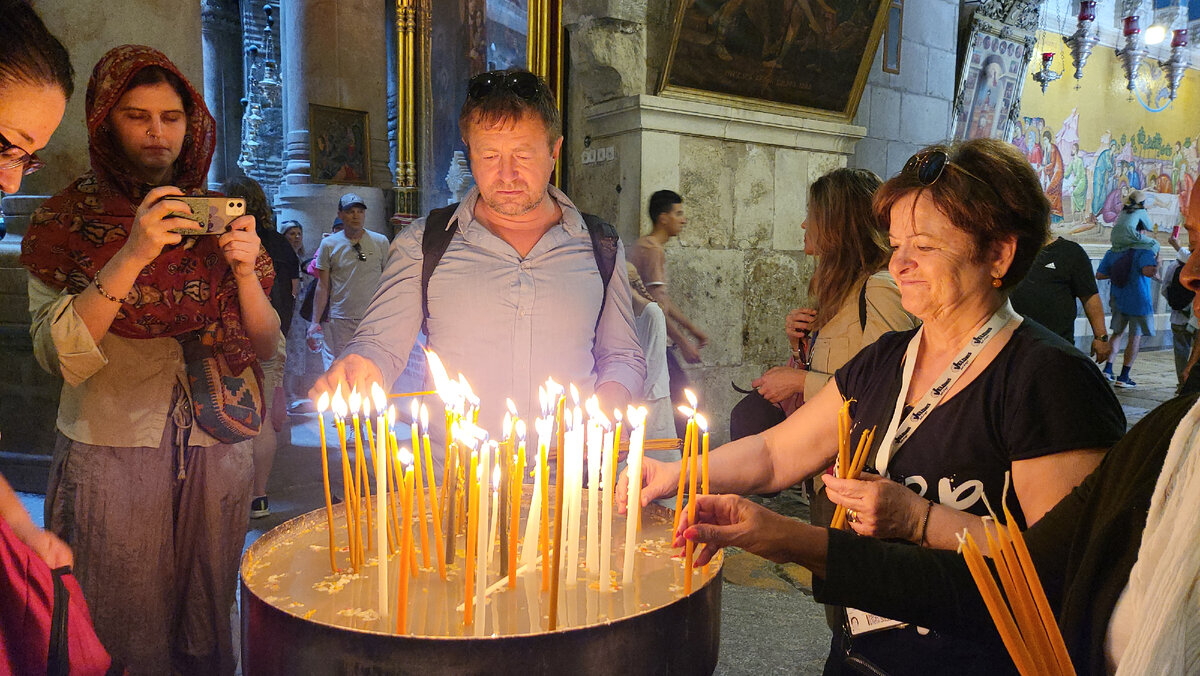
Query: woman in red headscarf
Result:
<box><xmin>20</xmin><ymin>45</ymin><xmax>278</xmax><ymax>676</ymax></box>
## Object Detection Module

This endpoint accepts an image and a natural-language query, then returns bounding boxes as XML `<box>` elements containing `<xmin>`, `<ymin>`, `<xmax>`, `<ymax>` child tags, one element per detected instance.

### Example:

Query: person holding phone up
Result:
<box><xmin>20</xmin><ymin>45</ymin><xmax>276</xmax><ymax>675</ymax></box>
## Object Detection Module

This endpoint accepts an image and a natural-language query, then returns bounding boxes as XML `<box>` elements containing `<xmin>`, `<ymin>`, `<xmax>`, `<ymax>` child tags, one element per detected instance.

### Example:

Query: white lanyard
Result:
<box><xmin>874</xmin><ymin>301</ymin><xmax>1022</xmax><ymax>475</ymax></box>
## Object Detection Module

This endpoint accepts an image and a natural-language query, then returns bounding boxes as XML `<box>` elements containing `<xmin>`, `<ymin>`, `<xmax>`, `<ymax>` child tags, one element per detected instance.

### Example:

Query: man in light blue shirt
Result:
<box><xmin>311</xmin><ymin>70</ymin><xmax>645</xmax><ymax>458</ymax></box>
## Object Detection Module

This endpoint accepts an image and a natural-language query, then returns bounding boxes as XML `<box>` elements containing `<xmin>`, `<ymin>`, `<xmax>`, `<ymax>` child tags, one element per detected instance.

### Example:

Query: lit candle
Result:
<box><xmin>464</xmin><ymin>444</ymin><xmax>478</xmax><ymax>625</ymax></box>
<box><xmin>674</xmin><ymin>405</ymin><xmax>695</xmax><ymax>533</ymax></box>
<box><xmin>623</xmin><ymin>406</ymin><xmax>647</xmax><ymax>585</ymax></box>
<box><xmin>331</xmin><ymin>387</ymin><xmax>358</xmax><ymax>570</ymax></box>
<box><xmin>499</xmin><ymin>412</ymin><xmax>513</xmax><ymax>578</ymax></box>
<box><xmin>316</xmin><ymin>393</ymin><xmax>338</xmax><ymax>573</ymax></box>
<box><xmin>409</xmin><ymin>400</ymin><xmax>430</xmax><ymax>569</ymax></box>
<box><xmin>371</xmin><ymin>385</ymin><xmax>390</xmax><ymax>622</ymax></box>
<box><xmin>697</xmin><ymin>413</ymin><xmax>711</xmax><ymax>576</ymax></box>
<box><xmin>548</xmin><ymin>382</ymin><xmax>567</xmax><ymax>629</ymax></box>
<box><xmin>584</xmin><ymin>397</ymin><xmax>603</xmax><ymax>575</ymax></box>
<box><xmin>599</xmin><ymin>414</ymin><xmax>615</xmax><ymax>591</ymax></box>
<box><xmin>509</xmin><ymin>419</ymin><xmax>525</xmax><ymax>589</ymax></box>
<box><xmin>349</xmin><ymin>389</ymin><xmax>370</xmax><ymax>558</ymax></box>
<box><xmin>566</xmin><ymin>406</ymin><xmax>584</xmax><ymax>587</ymax></box>
<box><xmin>539</xmin><ymin>389</ymin><xmax>552</xmax><ymax>591</ymax></box>
<box><xmin>521</xmin><ymin>415</ymin><xmax>546</xmax><ymax>568</ymax></box>
<box><xmin>395</xmin><ymin>448</ymin><xmax>414</xmax><ymax>634</ymax></box>
<box><xmin>488</xmin><ymin>461</ymin><xmax>501</xmax><ymax>568</ymax></box>
<box><xmin>386</xmin><ymin>421</ymin><xmax>401</xmax><ymax>552</ymax></box>
<box><xmin>475</xmin><ymin>438</ymin><xmax>492</xmax><ymax>630</ymax></box>
<box><xmin>684</xmin><ymin>408</ymin><xmax>700</xmax><ymax>594</ymax></box>
<box><xmin>359</xmin><ymin>397</ymin><xmax>376</xmax><ymax>553</ymax></box>
<box><xmin>420</xmin><ymin>404</ymin><xmax>446</xmax><ymax>578</ymax></box>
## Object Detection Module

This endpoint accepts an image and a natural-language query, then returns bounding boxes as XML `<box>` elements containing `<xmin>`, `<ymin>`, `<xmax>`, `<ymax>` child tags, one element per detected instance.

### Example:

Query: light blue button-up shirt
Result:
<box><xmin>344</xmin><ymin>185</ymin><xmax>646</xmax><ymax>446</ymax></box>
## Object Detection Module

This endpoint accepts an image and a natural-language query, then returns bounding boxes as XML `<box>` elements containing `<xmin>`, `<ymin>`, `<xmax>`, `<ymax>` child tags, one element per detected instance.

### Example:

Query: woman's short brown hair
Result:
<box><xmin>874</xmin><ymin>138</ymin><xmax>1049</xmax><ymax>290</ymax></box>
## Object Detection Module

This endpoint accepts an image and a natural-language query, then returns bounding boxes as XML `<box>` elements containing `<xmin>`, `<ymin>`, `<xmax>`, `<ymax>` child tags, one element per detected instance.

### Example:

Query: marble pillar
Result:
<box><xmin>275</xmin><ymin>0</ymin><xmax>394</xmax><ymax>253</ymax></box>
<box><xmin>201</xmin><ymin>0</ymin><xmax>245</xmax><ymax>190</ymax></box>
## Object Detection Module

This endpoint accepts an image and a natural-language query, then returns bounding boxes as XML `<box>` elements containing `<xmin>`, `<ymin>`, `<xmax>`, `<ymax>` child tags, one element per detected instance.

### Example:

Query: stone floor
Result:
<box><xmin>16</xmin><ymin>348</ymin><xmax>1184</xmax><ymax>674</ymax></box>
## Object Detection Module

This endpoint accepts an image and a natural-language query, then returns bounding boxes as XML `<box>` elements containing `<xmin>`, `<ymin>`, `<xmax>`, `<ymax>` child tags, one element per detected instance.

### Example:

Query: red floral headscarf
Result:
<box><xmin>20</xmin><ymin>45</ymin><xmax>272</xmax><ymax>372</ymax></box>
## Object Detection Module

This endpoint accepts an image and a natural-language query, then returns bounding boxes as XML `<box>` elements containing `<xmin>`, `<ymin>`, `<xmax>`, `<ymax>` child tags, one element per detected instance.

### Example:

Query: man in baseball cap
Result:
<box><xmin>307</xmin><ymin>192</ymin><xmax>389</xmax><ymax>368</ymax></box>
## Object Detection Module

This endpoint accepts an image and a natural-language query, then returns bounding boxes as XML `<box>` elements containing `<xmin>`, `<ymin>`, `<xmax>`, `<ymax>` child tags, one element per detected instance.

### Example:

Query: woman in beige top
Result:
<box><xmin>732</xmin><ymin>168</ymin><xmax>916</xmax><ymax>439</ymax></box>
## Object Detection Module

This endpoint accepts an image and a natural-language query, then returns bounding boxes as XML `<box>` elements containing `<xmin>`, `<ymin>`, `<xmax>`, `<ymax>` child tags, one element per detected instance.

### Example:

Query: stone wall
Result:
<box><xmin>849</xmin><ymin>0</ymin><xmax>959</xmax><ymax>179</ymax></box>
<box><xmin>564</xmin><ymin>1</ymin><xmax>865</xmax><ymax>444</ymax></box>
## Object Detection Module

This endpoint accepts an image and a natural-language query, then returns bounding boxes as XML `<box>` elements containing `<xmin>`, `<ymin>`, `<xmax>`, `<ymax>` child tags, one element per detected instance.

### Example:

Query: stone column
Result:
<box><xmin>275</xmin><ymin>0</ymin><xmax>394</xmax><ymax>253</ymax></box>
<box><xmin>201</xmin><ymin>0</ymin><xmax>245</xmax><ymax>190</ymax></box>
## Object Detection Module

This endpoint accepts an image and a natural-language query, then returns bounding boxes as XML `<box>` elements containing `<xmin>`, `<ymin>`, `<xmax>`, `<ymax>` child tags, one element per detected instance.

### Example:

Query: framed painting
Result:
<box><xmin>309</xmin><ymin>104</ymin><xmax>371</xmax><ymax>185</ymax></box>
<box><xmin>658</xmin><ymin>0</ymin><xmax>890</xmax><ymax>121</ymax></box>
<box><xmin>950</xmin><ymin>15</ymin><xmax>1034</xmax><ymax>142</ymax></box>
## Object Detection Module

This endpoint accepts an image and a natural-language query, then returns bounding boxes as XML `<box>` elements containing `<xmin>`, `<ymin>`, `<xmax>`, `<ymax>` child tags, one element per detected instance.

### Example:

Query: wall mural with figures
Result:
<box><xmin>1013</xmin><ymin>42</ymin><xmax>1199</xmax><ymax>245</ymax></box>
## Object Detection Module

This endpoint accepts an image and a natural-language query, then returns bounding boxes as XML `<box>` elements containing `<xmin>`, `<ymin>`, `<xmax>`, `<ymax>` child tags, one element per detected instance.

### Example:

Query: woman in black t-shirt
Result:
<box><xmin>624</xmin><ymin>139</ymin><xmax>1125</xmax><ymax>675</ymax></box>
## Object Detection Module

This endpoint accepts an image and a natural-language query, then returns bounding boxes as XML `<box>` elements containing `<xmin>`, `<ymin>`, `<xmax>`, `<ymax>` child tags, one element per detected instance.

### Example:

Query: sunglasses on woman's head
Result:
<box><xmin>352</xmin><ymin>242</ymin><xmax>367</xmax><ymax>261</ymax></box>
<box><xmin>0</xmin><ymin>131</ymin><xmax>45</xmax><ymax>176</ymax></box>
<box><xmin>903</xmin><ymin>149</ymin><xmax>987</xmax><ymax>187</ymax></box>
<box><xmin>467</xmin><ymin>70</ymin><xmax>543</xmax><ymax>101</ymax></box>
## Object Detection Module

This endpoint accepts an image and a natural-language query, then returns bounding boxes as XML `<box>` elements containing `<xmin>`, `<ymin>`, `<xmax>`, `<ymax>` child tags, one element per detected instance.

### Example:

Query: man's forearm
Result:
<box><xmin>1082</xmin><ymin>294</ymin><xmax>1107</xmax><ymax>337</ymax></box>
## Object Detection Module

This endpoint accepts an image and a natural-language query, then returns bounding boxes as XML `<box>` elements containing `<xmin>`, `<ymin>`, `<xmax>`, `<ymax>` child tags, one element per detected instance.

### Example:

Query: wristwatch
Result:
<box><xmin>1095</xmin><ymin>334</ymin><xmax>1109</xmax><ymax>342</ymax></box>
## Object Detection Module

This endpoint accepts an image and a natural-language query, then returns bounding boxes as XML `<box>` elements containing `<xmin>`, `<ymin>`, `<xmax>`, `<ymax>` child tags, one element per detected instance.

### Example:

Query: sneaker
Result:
<box><xmin>250</xmin><ymin>496</ymin><xmax>270</xmax><ymax>518</ymax></box>
<box><xmin>1115</xmin><ymin>375</ymin><xmax>1137</xmax><ymax>389</ymax></box>
<box><xmin>1102</xmin><ymin>366</ymin><xmax>1115</xmax><ymax>382</ymax></box>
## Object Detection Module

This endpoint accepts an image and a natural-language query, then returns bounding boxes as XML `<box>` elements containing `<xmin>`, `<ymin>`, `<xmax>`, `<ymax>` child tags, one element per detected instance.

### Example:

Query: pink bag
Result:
<box><xmin>0</xmin><ymin>519</ymin><xmax>117</xmax><ymax>676</ymax></box>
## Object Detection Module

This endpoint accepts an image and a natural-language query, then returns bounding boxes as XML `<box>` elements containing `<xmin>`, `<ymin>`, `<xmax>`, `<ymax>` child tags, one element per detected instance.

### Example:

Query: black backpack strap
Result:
<box><xmin>48</xmin><ymin>566</ymin><xmax>71</xmax><ymax>676</ymax></box>
<box><xmin>420</xmin><ymin>203</ymin><xmax>461</xmax><ymax>334</ymax></box>
<box><xmin>581</xmin><ymin>212</ymin><xmax>620</xmax><ymax>323</ymax></box>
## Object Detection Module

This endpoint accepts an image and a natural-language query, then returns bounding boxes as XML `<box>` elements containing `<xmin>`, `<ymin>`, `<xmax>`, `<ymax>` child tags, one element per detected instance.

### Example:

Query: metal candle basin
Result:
<box><xmin>240</xmin><ymin>504</ymin><xmax>723</xmax><ymax>675</ymax></box>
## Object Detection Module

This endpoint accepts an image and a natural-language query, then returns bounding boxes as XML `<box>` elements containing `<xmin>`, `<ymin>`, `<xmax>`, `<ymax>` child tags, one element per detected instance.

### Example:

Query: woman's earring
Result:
<box><xmin>992</xmin><ymin>276</ymin><xmax>1003</xmax><ymax>288</ymax></box>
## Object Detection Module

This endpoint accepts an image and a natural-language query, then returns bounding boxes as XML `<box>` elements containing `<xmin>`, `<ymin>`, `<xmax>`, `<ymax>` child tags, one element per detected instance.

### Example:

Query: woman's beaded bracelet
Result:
<box><xmin>92</xmin><ymin>274</ymin><xmax>123</xmax><ymax>304</ymax></box>
<box><xmin>916</xmin><ymin>499</ymin><xmax>934</xmax><ymax>545</ymax></box>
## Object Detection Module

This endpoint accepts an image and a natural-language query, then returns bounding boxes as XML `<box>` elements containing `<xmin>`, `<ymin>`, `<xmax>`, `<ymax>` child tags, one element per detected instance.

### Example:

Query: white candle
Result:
<box><xmin>371</xmin><ymin>384</ymin><xmax>390</xmax><ymax>623</ymax></box>
<box><xmin>623</xmin><ymin>406</ymin><xmax>647</xmax><ymax>585</ymax></box>
<box><xmin>475</xmin><ymin>436</ymin><xmax>491</xmax><ymax>629</ymax></box>
<box><xmin>488</xmin><ymin>462</ymin><xmax>500</xmax><ymax>568</ymax></box>
<box><xmin>584</xmin><ymin>397</ymin><xmax>603</xmax><ymax>575</ymax></box>
<box><xmin>566</xmin><ymin>407</ymin><xmax>584</xmax><ymax>587</ymax></box>
<box><xmin>599</xmin><ymin>421</ymin><xmax>614</xmax><ymax>591</ymax></box>
<box><xmin>520</xmin><ymin>417</ymin><xmax>548</xmax><ymax>566</ymax></box>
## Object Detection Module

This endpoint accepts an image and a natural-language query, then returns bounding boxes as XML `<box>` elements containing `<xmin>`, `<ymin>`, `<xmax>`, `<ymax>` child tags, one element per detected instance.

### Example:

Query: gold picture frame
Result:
<box><xmin>658</xmin><ymin>0</ymin><xmax>890</xmax><ymax>122</ymax></box>
<box><xmin>309</xmin><ymin>103</ymin><xmax>371</xmax><ymax>186</ymax></box>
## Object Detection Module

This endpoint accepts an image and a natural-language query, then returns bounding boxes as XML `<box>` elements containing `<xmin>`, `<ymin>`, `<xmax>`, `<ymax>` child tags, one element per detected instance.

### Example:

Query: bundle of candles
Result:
<box><xmin>308</xmin><ymin>349</ymin><xmax>710</xmax><ymax>635</ymax></box>
<box><xmin>830</xmin><ymin>399</ymin><xmax>876</xmax><ymax>530</ymax></box>
<box><xmin>957</xmin><ymin>478</ymin><xmax>1076</xmax><ymax>676</ymax></box>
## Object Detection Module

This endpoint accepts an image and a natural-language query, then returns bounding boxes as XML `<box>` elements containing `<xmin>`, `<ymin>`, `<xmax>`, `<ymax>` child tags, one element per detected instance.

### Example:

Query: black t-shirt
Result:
<box><xmin>1010</xmin><ymin>238</ymin><xmax>1098</xmax><ymax>342</ymax></box>
<box><xmin>834</xmin><ymin>321</ymin><xmax>1124</xmax><ymax>529</ymax></box>
<box><xmin>260</xmin><ymin>227</ymin><xmax>301</xmax><ymax>335</ymax></box>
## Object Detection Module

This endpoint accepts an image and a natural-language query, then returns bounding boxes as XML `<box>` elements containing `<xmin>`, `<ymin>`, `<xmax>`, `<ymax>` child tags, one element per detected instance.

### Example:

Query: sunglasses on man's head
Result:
<box><xmin>352</xmin><ymin>242</ymin><xmax>367</xmax><ymax>262</ymax></box>
<box><xmin>467</xmin><ymin>70</ymin><xmax>543</xmax><ymax>101</ymax></box>
<box><xmin>0</xmin><ymin>131</ymin><xmax>45</xmax><ymax>176</ymax></box>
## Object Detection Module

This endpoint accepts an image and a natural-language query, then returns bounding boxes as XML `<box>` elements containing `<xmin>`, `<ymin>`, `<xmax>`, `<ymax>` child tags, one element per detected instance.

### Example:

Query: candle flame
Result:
<box><xmin>584</xmin><ymin>395</ymin><xmax>601</xmax><ymax>418</ymax></box>
<box><xmin>502</xmin><ymin>412</ymin><xmax>513</xmax><ymax>439</ymax></box>
<box><xmin>361</xmin><ymin>394</ymin><xmax>371</xmax><ymax>418</ymax></box>
<box><xmin>695</xmin><ymin>413</ymin><xmax>708</xmax><ymax>433</ymax></box>
<box><xmin>348</xmin><ymin>388</ymin><xmax>361</xmax><ymax>417</ymax></box>
<box><xmin>331</xmin><ymin>385</ymin><xmax>348</xmax><ymax>418</ymax></box>
<box><xmin>492</xmin><ymin>463</ymin><xmax>501</xmax><ymax>490</ymax></box>
<box><xmin>425</xmin><ymin>349</ymin><xmax>451</xmax><ymax>397</ymax></box>
<box><xmin>396</xmin><ymin>447</ymin><xmax>414</xmax><ymax>468</ymax></box>
<box><xmin>538</xmin><ymin>386</ymin><xmax>549</xmax><ymax>416</ymax></box>
<box><xmin>569</xmin><ymin>383</ymin><xmax>580</xmax><ymax>406</ymax></box>
<box><xmin>506</xmin><ymin>398</ymin><xmax>517</xmax><ymax>416</ymax></box>
<box><xmin>419</xmin><ymin>403</ymin><xmax>429</xmax><ymax>430</ymax></box>
<box><xmin>387</xmin><ymin>404</ymin><xmax>397</xmax><ymax>426</ymax></box>
<box><xmin>410</xmin><ymin>398</ymin><xmax>419</xmax><ymax>424</ymax></box>
<box><xmin>677</xmin><ymin>404</ymin><xmax>695</xmax><ymax>417</ymax></box>
<box><xmin>453</xmin><ymin>420</ymin><xmax>488</xmax><ymax>448</ymax></box>
<box><xmin>613</xmin><ymin>408</ymin><xmax>623</xmax><ymax>422</ymax></box>
<box><xmin>515</xmin><ymin>418</ymin><xmax>526</xmax><ymax>441</ymax></box>
<box><xmin>370</xmin><ymin>382</ymin><xmax>387</xmax><ymax>414</ymax></box>
<box><xmin>317</xmin><ymin>391</ymin><xmax>329</xmax><ymax>413</ymax></box>
<box><xmin>684</xmin><ymin>389</ymin><xmax>698</xmax><ymax>408</ymax></box>
<box><xmin>626</xmin><ymin>405</ymin><xmax>648</xmax><ymax>428</ymax></box>
<box><xmin>545</xmin><ymin>377</ymin><xmax>561</xmax><ymax>396</ymax></box>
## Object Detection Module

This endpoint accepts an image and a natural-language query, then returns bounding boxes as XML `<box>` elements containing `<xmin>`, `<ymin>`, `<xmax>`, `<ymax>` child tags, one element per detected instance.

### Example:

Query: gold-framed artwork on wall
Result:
<box><xmin>658</xmin><ymin>0</ymin><xmax>890</xmax><ymax>122</ymax></box>
<box><xmin>309</xmin><ymin>104</ymin><xmax>372</xmax><ymax>186</ymax></box>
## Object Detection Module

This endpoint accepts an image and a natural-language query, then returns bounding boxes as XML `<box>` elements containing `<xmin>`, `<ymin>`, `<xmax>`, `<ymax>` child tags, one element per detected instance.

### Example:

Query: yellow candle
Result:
<box><xmin>421</xmin><ymin>405</ymin><xmax>446</xmax><ymax>579</ymax></box>
<box><xmin>674</xmin><ymin>411</ymin><xmax>694</xmax><ymax>533</ymax></box>
<box><xmin>1005</xmin><ymin>505</ymin><xmax>1075</xmax><ymax>675</ymax></box>
<box><xmin>549</xmin><ymin>389</ymin><xmax>567</xmax><ymax>630</ymax></box>
<box><xmin>464</xmin><ymin>449</ymin><xmax>479</xmax><ymax>625</ymax></box>
<box><xmin>409</xmin><ymin>401</ymin><xmax>430</xmax><ymax>569</ymax></box>
<box><xmin>509</xmin><ymin>421</ymin><xmax>525</xmax><ymax>589</ymax></box>
<box><xmin>371</xmin><ymin>386</ymin><xmax>389</xmax><ymax>624</ymax></box>
<box><xmin>387</xmin><ymin>429</ymin><xmax>401</xmax><ymax>552</ymax></box>
<box><xmin>316</xmin><ymin>393</ymin><xmax>338</xmax><ymax>573</ymax></box>
<box><xmin>684</xmin><ymin>412</ymin><xmax>699</xmax><ymax>594</ymax></box>
<box><xmin>396</xmin><ymin>454</ymin><xmax>414</xmax><ymax>634</ymax></box>
<box><xmin>960</xmin><ymin>532</ymin><xmax>1036</xmax><ymax>675</ymax></box>
<box><xmin>331</xmin><ymin>388</ymin><xmax>357</xmax><ymax>570</ymax></box>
